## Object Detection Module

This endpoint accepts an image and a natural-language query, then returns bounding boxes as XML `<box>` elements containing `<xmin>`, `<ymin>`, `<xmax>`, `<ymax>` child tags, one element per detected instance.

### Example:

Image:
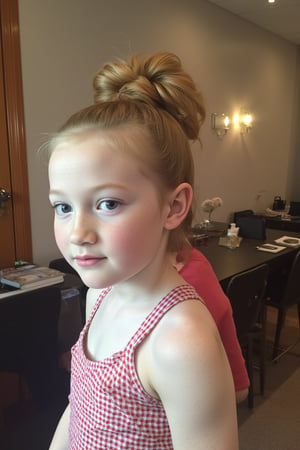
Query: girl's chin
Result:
<box><xmin>78</xmin><ymin>274</ymin><xmax>111</xmax><ymax>290</ymax></box>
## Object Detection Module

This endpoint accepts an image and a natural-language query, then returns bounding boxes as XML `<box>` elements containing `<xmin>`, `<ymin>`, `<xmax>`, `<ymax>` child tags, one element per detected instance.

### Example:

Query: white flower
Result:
<box><xmin>201</xmin><ymin>199</ymin><xmax>215</xmax><ymax>213</ymax></box>
<box><xmin>212</xmin><ymin>197</ymin><xmax>223</xmax><ymax>208</ymax></box>
<box><xmin>201</xmin><ymin>197</ymin><xmax>223</xmax><ymax>213</ymax></box>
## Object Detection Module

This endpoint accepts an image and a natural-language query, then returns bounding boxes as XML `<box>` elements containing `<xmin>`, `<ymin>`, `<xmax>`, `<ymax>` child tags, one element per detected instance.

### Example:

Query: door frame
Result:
<box><xmin>0</xmin><ymin>0</ymin><xmax>32</xmax><ymax>262</ymax></box>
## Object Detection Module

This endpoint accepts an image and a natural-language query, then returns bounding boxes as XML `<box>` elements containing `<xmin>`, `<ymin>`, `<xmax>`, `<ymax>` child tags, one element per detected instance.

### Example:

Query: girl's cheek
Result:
<box><xmin>109</xmin><ymin>225</ymin><xmax>136</xmax><ymax>247</ymax></box>
<box><xmin>112</xmin><ymin>227</ymin><xmax>146</xmax><ymax>256</ymax></box>
<box><xmin>54</xmin><ymin>223</ymin><xmax>67</xmax><ymax>252</ymax></box>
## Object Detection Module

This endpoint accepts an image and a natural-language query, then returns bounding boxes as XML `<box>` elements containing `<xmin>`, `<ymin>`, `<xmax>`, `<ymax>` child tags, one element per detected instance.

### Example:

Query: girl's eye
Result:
<box><xmin>98</xmin><ymin>199</ymin><xmax>120</xmax><ymax>211</ymax></box>
<box><xmin>54</xmin><ymin>203</ymin><xmax>73</xmax><ymax>215</ymax></box>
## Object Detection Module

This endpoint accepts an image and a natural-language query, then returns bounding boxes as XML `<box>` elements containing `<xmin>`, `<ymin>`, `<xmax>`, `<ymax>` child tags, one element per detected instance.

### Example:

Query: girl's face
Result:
<box><xmin>48</xmin><ymin>129</ymin><xmax>174</xmax><ymax>289</ymax></box>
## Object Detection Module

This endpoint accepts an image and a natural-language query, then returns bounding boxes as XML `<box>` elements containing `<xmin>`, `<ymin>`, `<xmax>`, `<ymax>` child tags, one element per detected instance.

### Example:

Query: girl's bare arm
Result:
<box><xmin>48</xmin><ymin>403</ymin><xmax>70</xmax><ymax>450</ymax></box>
<box><xmin>148</xmin><ymin>300</ymin><xmax>239</xmax><ymax>450</ymax></box>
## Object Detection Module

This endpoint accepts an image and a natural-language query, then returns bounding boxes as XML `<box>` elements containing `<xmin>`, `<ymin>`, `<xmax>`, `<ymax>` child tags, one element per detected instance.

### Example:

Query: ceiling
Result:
<box><xmin>208</xmin><ymin>0</ymin><xmax>300</xmax><ymax>45</ymax></box>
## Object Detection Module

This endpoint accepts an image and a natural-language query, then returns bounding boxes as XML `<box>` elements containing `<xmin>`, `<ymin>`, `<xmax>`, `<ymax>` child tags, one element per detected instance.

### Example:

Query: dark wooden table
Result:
<box><xmin>0</xmin><ymin>273</ymin><xmax>86</xmax><ymax>407</ymax></box>
<box><xmin>195</xmin><ymin>228</ymin><xmax>300</xmax><ymax>289</ymax></box>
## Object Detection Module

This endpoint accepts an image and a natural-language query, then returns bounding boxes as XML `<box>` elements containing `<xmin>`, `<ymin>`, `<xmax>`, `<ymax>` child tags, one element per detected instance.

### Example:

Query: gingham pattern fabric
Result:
<box><xmin>69</xmin><ymin>284</ymin><xmax>202</xmax><ymax>449</ymax></box>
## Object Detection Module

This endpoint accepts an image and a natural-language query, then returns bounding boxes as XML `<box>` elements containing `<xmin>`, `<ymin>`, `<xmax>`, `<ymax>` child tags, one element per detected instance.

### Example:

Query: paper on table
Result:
<box><xmin>274</xmin><ymin>236</ymin><xmax>300</xmax><ymax>247</ymax></box>
<box><xmin>256</xmin><ymin>244</ymin><xmax>285</xmax><ymax>253</ymax></box>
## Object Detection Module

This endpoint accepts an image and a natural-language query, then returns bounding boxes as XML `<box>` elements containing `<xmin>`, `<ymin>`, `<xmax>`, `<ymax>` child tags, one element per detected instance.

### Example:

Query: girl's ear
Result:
<box><xmin>164</xmin><ymin>183</ymin><xmax>193</xmax><ymax>230</ymax></box>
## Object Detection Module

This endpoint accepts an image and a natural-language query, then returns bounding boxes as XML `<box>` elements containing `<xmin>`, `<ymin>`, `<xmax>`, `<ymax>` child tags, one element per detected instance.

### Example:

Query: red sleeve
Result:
<box><xmin>180</xmin><ymin>248</ymin><xmax>250</xmax><ymax>391</ymax></box>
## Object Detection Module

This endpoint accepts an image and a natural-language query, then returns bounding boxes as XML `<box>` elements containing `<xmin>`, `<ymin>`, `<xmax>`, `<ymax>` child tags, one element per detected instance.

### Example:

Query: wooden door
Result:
<box><xmin>0</xmin><ymin>32</ymin><xmax>15</xmax><ymax>266</ymax></box>
<box><xmin>0</xmin><ymin>0</ymin><xmax>32</xmax><ymax>269</ymax></box>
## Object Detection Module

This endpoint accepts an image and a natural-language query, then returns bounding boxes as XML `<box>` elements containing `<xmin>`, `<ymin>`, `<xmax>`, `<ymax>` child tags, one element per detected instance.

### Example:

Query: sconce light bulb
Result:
<box><xmin>243</xmin><ymin>113</ymin><xmax>252</xmax><ymax>127</ymax></box>
<box><xmin>224</xmin><ymin>115</ymin><xmax>230</xmax><ymax>128</ymax></box>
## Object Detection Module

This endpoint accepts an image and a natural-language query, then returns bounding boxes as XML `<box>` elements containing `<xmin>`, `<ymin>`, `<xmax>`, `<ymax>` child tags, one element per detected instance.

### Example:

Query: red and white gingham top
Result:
<box><xmin>69</xmin><ymin>284</ymin><xmax>201</xmax><ymax>449</ymax></box>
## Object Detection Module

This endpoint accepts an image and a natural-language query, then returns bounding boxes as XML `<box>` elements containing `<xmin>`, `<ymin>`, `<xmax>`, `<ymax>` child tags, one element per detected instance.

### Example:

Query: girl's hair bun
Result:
<box><xmin>93</xmin><ymin>52</ymin><xmax>205</xmax><ymax>140</ymax></box>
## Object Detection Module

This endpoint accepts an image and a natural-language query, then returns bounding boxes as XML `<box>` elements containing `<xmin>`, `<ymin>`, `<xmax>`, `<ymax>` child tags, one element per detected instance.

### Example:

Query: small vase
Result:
<box><xmin>204</xmin><ymin>211</ymin><xmax>214</xmax><ymax>229</ymax></box>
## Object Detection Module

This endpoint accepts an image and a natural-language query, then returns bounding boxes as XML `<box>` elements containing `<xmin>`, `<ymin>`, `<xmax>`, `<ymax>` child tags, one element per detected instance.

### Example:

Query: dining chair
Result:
<box><xmin>288</xmin><ymin>201</ymin><xmax>300</xmax><ymax>217</ymax></box>
<box><xmin>233</xmin><ymin>209</ymin><xmax>254</xmax><ymax>223</ymax></box>
<box><xmin>226</xmin><ymin>264</ymin><xmax>269</xmax><ymax>409</ymax></box>
<box><xmin>265</xmin><ymin>248</ymin><xmax>300</xmax><ymax>362</ymax></box>
<box><xmin>233</xmin><ymin>208</ymin><xmax>267</xmax><ymax>240</ymax></box>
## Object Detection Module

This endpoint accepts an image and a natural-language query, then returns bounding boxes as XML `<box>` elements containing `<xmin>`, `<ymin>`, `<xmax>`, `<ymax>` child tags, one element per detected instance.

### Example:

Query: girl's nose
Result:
<box><xmin>70</xmin><ymin>215</ymin><xmax>98</xmax><ymax>245</ymax></box>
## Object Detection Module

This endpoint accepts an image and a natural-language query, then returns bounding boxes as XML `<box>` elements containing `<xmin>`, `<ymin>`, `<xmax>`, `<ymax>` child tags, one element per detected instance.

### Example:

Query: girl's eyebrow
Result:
<box><xmin>49</xmin><ymin>183</ymin><xmax>130</xmax><ymax>196</ymax></box>
<box><xmin>92</xmin><ymin>183</ymin><xmax>130</xmax><ymax>192</ymax></box>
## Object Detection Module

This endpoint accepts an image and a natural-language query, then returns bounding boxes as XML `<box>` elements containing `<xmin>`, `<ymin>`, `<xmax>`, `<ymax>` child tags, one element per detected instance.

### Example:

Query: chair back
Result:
<box><xmin>235</xmin><ymin>215</ymin><xmax>266</xmax><ymax>240</ymax></box>
<box><xmin>266</xmin><ymin>249</ymin><xmax>300</xmax><ymax>310</ymax></box>
<box><xmin>233</xmin><ymin>209</ymin><xmax>254</xmax><ymax>223</ymax></box>
<box><xmin>226</xmin><ymin>264</ymin><xmax>269</xmax><ymax>343</ymax></box>
<box><xmin>282</xmin><ymin>249</ymin><xmax>300</xmax><ymax>308</ymax></box>
<box><xmin>288</xmin><ymin>201</ymin><xmax>300</xmax><ymax>217</ymax></box>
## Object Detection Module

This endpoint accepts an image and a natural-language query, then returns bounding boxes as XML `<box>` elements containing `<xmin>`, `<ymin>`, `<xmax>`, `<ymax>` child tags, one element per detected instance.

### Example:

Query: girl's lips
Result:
<box><xmin>75</xmin><ymin>257</ymin><xmax>105</xmax><ymax>267</ymax></box>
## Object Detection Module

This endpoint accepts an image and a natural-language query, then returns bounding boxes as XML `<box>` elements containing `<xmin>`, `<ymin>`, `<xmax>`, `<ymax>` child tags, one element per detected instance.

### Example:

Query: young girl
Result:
<box><xmin>48</xmin><ymin>52</ymin><xmax>238</xmax><ymax>449</ymax></box>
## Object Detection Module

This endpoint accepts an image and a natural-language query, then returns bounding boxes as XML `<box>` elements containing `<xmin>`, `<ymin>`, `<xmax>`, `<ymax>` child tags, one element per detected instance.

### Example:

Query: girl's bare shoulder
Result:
<box><xmin>150</xmin><ymin>298</ymin><xmax>221</xmax><ymax>367</ymax></box>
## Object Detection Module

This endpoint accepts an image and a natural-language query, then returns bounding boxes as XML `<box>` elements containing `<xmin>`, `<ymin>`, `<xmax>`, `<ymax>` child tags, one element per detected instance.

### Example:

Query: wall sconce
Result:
<box><xmin>211</xmin><ymin>113</ymin><xmax>230</xmax><ymax>137</ymax></box>
<box><xmin>233</xmin><ymin>111</ymin><xmax>253</xmax><ymax>134</ymax></box>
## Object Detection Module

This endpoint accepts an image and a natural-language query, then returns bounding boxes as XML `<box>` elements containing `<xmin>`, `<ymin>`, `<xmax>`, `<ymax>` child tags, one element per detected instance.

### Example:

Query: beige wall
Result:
<box><xmin>18</xmin><ymin>0</ymin><xmax>299</xmax><ymax>265</ymax></box>
<box><xmin>286</xmin><ymin>46</ymin><xmax>300</xmax><ymax>201</ymax></box>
